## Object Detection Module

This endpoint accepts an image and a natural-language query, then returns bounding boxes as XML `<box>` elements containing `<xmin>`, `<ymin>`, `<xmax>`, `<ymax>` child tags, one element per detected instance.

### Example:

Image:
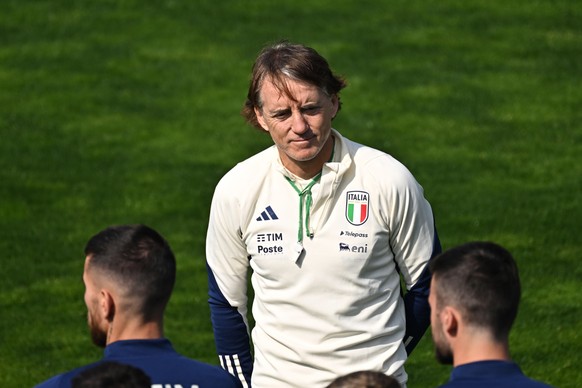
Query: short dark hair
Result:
<box><xmin>84</xmin><ymin>224</ymin><xmax>176</xmax><ymax>320</ymax></box>
<box><xmin>72</xmin><ymin>361</ymin><xmax>151</xmax><ymax>388</ymax></box>
<box><xmin>326</xmin><ymin>370</ymin><xmax>401</xmax><ymax>388</ymax></box>
<box><xmin>242</xmin><ymin>40</ymin><xmax>347</xmax><ymax>130</ymax></box>
<box><xmin>429</xmin><ymin>241</ymin><xmax>521</xmax><ymax>341</ymax></box>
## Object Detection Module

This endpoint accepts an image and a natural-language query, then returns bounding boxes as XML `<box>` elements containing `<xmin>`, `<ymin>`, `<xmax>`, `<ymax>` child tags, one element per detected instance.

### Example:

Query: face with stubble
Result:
<box><xmin>429</xmin><ymin>278</ymin><xmax>454</xmax><ymax>364</ymax></box>
<box><xmin>254</xmin><ymin>77</ymin><xmax>338</xmax><ymax>178</ymax></box>
<box><xmin>83</xmin><ymin>257</ymin><xmax>108</xmax><ymax>348</ymax></box>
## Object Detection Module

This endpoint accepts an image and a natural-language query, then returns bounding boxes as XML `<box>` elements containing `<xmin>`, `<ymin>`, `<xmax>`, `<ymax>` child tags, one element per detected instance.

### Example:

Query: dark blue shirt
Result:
<box><xmin>439</xmin><ymin>360</ymin><xmax>553</xmax><ymax>388</ymax></box>
<box><xmin>35</xmin><ymin>338</ymin><xmax>243</xmax><ymax>388</ymax></box>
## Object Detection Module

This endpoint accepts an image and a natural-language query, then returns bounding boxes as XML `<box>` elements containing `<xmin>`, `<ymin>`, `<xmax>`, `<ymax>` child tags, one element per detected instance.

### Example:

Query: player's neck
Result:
<box><xmin>106</xmin><ymin>317</ymin><xmax>164</xmax><ymax>345</ymax></box>
<box><xmin>453</xmin><ymin>334</ymin><xmax>511</xmax><ymax>367</ymax></box>
<box><xmin>280</xmin><ymin>136</ymin><xmax>334</xmax><ymax>180</ymax></box>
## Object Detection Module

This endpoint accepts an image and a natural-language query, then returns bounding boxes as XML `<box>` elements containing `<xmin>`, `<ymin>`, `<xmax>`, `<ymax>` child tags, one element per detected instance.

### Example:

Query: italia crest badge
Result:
<box><xmin>345</xmin><ymin>191</ymin><xmax>369</xmax><ymax>226</ymax></box>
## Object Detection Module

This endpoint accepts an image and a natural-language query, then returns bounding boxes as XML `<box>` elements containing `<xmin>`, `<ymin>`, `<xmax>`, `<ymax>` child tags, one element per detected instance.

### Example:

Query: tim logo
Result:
<box><xmin>346</xmin><ymin>191</ymin><xmax>369</xmax><ymax>226</ymax></box>
<box><xmin>256</xmin><ymin>233</ymin><xmax>285</xmax><ymax>255</ymax></box>
<box><xmin>257</xmin><ymin>233</ymin><xmax>283</xmax><ymax>242</ymax></box>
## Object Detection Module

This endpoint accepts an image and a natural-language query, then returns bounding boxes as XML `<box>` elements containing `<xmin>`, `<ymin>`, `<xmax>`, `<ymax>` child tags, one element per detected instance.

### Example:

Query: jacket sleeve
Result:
<box><xmin>206</xmin><ymin>178</ymin><xmax>253</xmax><ymax>387</ymax></box>
<box><xmin>386</xmin><ymin>169</ymin><xmax>441</xmax><ymax>355</ymax></box>
<box><xmin>402</xmin><ymin>228</ymin><xmax>441</xmax><ymax>354</ymax></box>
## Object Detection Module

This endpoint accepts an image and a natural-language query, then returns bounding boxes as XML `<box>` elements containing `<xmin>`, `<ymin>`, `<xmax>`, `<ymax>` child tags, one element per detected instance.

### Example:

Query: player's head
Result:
<box><xmin>71</xmin><ymin>361</ymin><xmax>152</xmax><ymax>388</ymax></box>
<box><xmin>83</xmin><ymin>224</ymin><xmax>176</xmax><ymax>347</ymax></box>
<box><xmin>242</xmin><ymin>40</ymin><xmax>347</xmax><ymax>130</ymax></box>
<box><xmin>326</xmin><ymin>370</ymin><xmax>401</xmax><ymax>388</ymax></box>
<box><xmin>428</xmin><ymin>241</ymin><xmax>521</xmax><ymax>364</ymax></box>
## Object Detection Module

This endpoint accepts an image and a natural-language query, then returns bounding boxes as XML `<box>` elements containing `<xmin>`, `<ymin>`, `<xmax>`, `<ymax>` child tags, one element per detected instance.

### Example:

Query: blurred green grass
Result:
<box><xmin>1</xmin><ymin>0</ymin><xmax>580</xmax><ymax>386</ymax></box>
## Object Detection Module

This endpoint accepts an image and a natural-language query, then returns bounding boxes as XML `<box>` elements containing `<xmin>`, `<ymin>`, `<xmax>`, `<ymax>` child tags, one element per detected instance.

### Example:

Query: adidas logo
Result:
<box><xmin>256</xmin><ymin>206</ymin><xmax>279</xmax><ymax>221</ymax></box>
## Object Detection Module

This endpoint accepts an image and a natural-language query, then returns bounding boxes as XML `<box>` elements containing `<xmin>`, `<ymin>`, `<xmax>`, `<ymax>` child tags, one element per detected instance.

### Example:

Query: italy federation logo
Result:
<box><xmin>345</xmin><ymin>191</ymin><xmax>369</xmax><ymax>226</ymax></box>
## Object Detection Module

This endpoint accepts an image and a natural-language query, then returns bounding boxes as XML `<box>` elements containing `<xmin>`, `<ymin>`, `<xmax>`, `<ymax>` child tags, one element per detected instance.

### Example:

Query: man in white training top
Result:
<box><xmin>206</xmin><ymin>41</ymin><xmax>441</xmax><ymax>388</ymax></box>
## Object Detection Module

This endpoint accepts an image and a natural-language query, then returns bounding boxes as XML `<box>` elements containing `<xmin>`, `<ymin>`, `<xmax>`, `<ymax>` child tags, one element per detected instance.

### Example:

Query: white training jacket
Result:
<box><xmin>206</xmin><ymin>129</ymin><xmax>439</xmax><ymax>388</ymax></box>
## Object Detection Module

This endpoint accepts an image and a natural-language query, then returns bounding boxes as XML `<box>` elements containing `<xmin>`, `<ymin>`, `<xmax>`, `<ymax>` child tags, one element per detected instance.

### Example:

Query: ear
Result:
<box><xmin>330</xmin><ymin>94</ymin><xmax>339</xmax><ymax>119</ymax></box>
<box><xmin>441</xmin><ymin>306</ymin><xmax>459</xmax><ymax>339</ymax></box>
<box><xmin>99</xmin><ymin>289</ymin><xmax>116</xmax><ymax>322</ymax></box>
<box><xmin>254</xmin><ymin>107</ymin><xmax>269</xmax><ymax>132</ymax></box>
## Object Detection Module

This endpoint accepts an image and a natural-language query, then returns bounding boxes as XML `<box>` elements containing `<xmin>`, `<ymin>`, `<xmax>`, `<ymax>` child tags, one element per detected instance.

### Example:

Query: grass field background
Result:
<box><xmin>1</xmin><ymin>1</ymin><xmax>580</xmax><ymax>386</ymax></box>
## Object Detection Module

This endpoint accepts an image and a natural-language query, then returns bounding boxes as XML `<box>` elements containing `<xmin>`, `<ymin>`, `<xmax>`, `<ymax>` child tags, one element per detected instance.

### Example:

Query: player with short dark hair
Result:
<box><xmin>36</xmin><ymin>224</ymin><xmax>242</xmax><ymax>388</ymax></box>
<box><xmin>84</xmin><ymin>224</ymin><xmax>176</xmax><ymax>329</ymax></box>
<box><xmin>429</xmin><ymin>241</ymin><xmax>554</xmax><ymax>387</ymax></box>
<box><xmin>71</xmin><ymin>361</ymin><xmax>151</xmax><ymax>388</ymax></box>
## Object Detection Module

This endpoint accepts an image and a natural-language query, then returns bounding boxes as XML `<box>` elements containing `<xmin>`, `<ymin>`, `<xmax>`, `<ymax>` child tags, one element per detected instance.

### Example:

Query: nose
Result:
<box><xmin>290</xmin><ymin>110</ymin><xmax>309</xmax><ymax>134</ymax></box>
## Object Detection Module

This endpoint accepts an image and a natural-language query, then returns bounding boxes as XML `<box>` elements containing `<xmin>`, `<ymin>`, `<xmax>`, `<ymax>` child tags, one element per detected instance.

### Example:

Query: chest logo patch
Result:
<box><xmin>345</xmin><ymin>191</ymin><xmax>369</xmax><ymax>226</ymax></box>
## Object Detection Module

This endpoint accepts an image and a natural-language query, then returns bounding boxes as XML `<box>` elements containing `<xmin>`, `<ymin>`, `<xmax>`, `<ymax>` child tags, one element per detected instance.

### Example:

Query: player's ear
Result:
<box><xmin>255</xmin><ymin>107</ymin><xmax>269</xmax><ymax>132</ymax></box>
<box><xmin>99</xmin><ymin>289</ymin><xmax>116</xmax><ymax>322</ymax></box>
<box><xmin>441</xmin><ymin>307</ymin><xmax>459</xmax><ymax>338</ymax></box>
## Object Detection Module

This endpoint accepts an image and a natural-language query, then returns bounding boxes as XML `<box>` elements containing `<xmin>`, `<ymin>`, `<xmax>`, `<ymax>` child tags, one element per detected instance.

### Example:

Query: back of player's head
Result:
<box><xmin>243</xmin><ymin>40</ymin><xmax>347</xmax><ymax>129</ymax></box>
<box><xmin>71</xmin><ymin>361</ymin><xmax>151</xmax><ymax>388</ymax></box>
<box><xmin>429</xmin><ymin>241</ymin><xmax>521</xmax><ymax>341</ymax></box>
<box><xmin>84</xmin><ymin>224</ymin><xmax>176</xmax><ymax>320</ymax></box>
<box><xmin>326</xmin><ymin>370</ymin><xmax>401</xmax><ymax>388</ymax></box>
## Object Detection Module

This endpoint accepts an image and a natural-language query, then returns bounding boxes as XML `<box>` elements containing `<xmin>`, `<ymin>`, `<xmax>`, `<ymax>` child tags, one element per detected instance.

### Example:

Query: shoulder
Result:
<box><xmin>162</xmin><ymin>356</ymin><xmax>243</xmax><ymax>387</ymax></box>
<box><xmin>216</xmin><ymin>146</ymin><xmax>275</xmax><ymax>189</ymax></box>
<box><xmin>341</xmin><ymin>135</ymin><xmax>420</xmax><ymax>192</ymax></box>
<box><xmin>211</xmin><ymin>146</ymin><xmax>278</xmax><ymax>215</ymax></box>
<box><xmin>34</xmin><ymin>364</ymin><xmax>97</xmax><ymax>388</ymax></box>
<box><xmin>343</xmin><ymin>135</ymin><xmax>414</xmax><ymax>175</ymax></box>
<box><xmin>34</xmin><ymin>374</ymin><xmax>62</xmax><ymax>388</ymax></box>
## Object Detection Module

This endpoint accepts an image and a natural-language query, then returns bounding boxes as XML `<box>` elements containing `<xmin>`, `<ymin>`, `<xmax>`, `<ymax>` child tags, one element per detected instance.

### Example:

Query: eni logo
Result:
<box><xmin>339</xmin><ymin>242</ymin><xmax>368</xmax><ymax>253</ymax></box>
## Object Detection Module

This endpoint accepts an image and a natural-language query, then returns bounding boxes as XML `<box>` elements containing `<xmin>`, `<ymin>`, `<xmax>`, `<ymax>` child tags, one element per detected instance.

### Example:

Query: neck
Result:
<box><xmin>106</xmin><ymin>317</ymin><xmax>164</xmax><ymax>345</ymax></box>
<box><xmin>452</xmin><ymin>331</ymin><xmax>511</xmax><ymax>367</ymax></box>
<box><xmin>281</xmin><ymin>135</ymin><xmax>335</xmax><ymax>180</ymax></box>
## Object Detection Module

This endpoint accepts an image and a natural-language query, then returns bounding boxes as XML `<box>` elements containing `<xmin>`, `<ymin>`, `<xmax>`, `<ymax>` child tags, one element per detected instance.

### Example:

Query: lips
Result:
<box><xmin>291</xmin><ymin>134</ymin><xmax>316</xmax><ymax>144</ymax></box>
<box><xmin>291</xmin><ymin>139</ymin><xmax>316</xmax><ymax>149</ymax></box>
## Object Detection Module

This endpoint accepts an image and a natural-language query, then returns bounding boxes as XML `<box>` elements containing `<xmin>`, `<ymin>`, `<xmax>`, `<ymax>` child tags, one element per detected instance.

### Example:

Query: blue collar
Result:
<box><xmin>103</xmin><ymin>338</ymin><xmax>175</xmax><ymax>358</ymax></box>
<box><xmin>451</xmin><ymin>360</ymin><xmax>522</xmax><ymax>380</ymax></box>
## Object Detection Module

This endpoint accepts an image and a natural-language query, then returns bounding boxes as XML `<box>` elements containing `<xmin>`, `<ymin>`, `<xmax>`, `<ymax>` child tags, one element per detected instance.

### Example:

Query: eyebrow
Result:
<box><xmin>268</xmin><ymin>108</ymin><xmax>290</xmax><ymax>117</ymax></box>
<box><xmin>268</xmin><ymin>101</ymin><xmax>321</xmax><ymax>115</ymax></box>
